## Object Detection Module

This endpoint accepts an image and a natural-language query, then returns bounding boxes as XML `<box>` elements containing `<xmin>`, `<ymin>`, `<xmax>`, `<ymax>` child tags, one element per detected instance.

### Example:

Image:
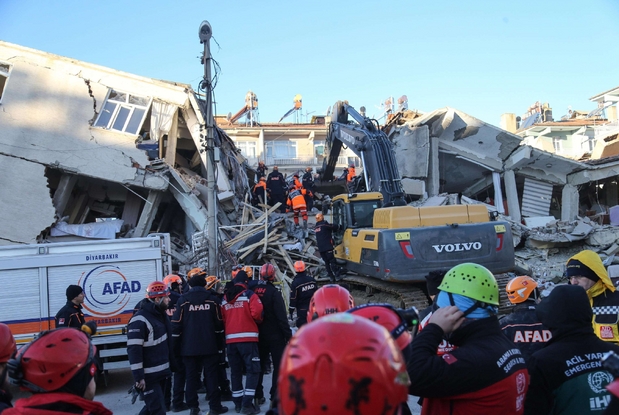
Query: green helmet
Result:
<box><xmin>438</xmin><ymin>263</ymin><xmax>499</xmax><ymax>306</ymax></box>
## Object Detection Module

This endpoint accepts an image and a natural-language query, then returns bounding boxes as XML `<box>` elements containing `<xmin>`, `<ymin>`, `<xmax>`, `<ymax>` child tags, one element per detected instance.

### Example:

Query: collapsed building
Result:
<box><xmin>2</xmin><ymin>40</ymin><xmax>619</xmax><ymax>289</ymax></box>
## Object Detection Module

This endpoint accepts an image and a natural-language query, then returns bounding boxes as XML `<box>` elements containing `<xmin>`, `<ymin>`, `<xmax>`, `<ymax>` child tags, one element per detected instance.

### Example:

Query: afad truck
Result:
<box><xmin>0</xmin><ymin>234</ymin><xmax>172</xmax><ymax>373</ymax></box>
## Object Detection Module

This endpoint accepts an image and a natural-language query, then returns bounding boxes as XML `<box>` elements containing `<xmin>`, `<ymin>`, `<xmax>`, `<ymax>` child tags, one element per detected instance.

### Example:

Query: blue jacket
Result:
<box><xmin>127</xmin><ymin>300</ymin><xmax>173</xmax><ymax>383</ymax></box>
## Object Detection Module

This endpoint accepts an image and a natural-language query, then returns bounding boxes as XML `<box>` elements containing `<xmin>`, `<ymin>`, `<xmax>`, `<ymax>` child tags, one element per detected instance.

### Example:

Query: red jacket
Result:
<box><xmin>222</xmin><ymin>283</ymin><xmax>263</xmax><ymax>344</ymax></box>
<box><xmin>4</xmin><ymin>393</ymin><xmax>112</xmax><ymax>415</ymax></box>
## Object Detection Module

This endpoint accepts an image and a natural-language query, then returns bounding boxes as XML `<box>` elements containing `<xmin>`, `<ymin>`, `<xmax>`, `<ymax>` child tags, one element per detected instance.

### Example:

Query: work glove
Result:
<box><xmin>128</xmin><ymin>384</ymin><xmax>145</xmax><ymax>404</ymax></box>
<box><xmin>81</xmin><ymin>321</ymin><xmax>98</xmax><ymax>337</ymax></box>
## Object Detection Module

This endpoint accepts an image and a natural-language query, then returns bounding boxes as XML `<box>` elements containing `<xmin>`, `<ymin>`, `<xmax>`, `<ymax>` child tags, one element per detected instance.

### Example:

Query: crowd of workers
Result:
<box><xmin>4</xmin><ymin>247</ymin><xmax>619</xmax><ymax>414</ymax></box>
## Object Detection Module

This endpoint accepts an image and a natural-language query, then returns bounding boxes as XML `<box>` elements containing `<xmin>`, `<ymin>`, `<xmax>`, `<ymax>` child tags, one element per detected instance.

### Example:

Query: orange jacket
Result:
<box><xmin>287</xmin><ymin>188</ymin><xmax>307</xmax><ymax>209</ymax></box>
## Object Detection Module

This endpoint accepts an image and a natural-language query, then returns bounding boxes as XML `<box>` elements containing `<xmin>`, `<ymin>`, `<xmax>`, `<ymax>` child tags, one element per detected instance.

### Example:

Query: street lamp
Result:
<box><xmin>199</xmin><ymin>20</ymin><xmax>218</xmax><ymax>276</ymax></box>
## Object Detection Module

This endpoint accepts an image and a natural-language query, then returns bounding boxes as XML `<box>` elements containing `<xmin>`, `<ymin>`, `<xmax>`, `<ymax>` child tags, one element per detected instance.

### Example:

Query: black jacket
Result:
<box><xmin>289</xmin><ymin>272</ymin><xmax>317</xmax><ymax>327</ymax></box>
<box><xmin>314</xmin><ymin>220</ymin><xmax>339</xmax><ymax>253</ymax></box>
<box><xmin>408</xmin><ymin>316</ymin><xmax>529</xmax><ymax>414</ymax></box>
<box><xmin>171</xmin><ymin>286</ymin><xmax>224</xmax><ymax>356</ymax></box>
<box><xmin>302</xmin><ymin>171</ymin><xmax>314</xmax><ymax>191</ymax></box>
<box><xmin>248</xmin><ymin>280</ymin><xmax>292</xmax><ymax>342</ymax></box>
<box><xmin>525</xmin><ymin>285</ymin><xmax>619</xmax><ymax>415</ymax></box>
<box><xmin>54</xmin><ymin>301</ymin><xmax>85</xmax><ymax>329</ymax></box>
<box><xmin>266</xmin><ymin>171</ymin><xmax>286</xmax><ymax>195</ymax></box>
<box><xmin>127</xmin><ymin>300</ymin><xmax>173</xmax><ymax>383</ymax></box>
<box><xmin>500</xmin><ymin>301</ymin><xmax>551</xmax><ymax>362</ymax></box>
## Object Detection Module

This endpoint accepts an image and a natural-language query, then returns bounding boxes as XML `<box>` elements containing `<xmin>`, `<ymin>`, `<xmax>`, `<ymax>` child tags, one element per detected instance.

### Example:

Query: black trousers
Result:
<box><xmin>139</xmin><ymin>378</ymin><xmax>166</xmax><ymax>415</ymax></box>
<box><xmin>184</xmin><ymin>355</ymin><xmax>222</xmax><ymax>411</ymax></box>
<box><xmin>320</xmin><ymin>250</ymin><xmax>338</xmax><ymax>281</ymax></box>
<box><xmin>228</xmin><ymin>342</ymin><xmax>261</xmax><ymax>408</ymax></box>
<box><xmin>255</xmin><ymin>334</ymin><xmax>287</xmax><ymax>402</ymax></box>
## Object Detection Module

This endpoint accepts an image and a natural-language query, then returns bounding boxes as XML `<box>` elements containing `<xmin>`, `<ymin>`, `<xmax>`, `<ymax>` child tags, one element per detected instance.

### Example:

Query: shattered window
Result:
<box><xmin>94</xmin><ymin>89</ymin><xmax>150</xmax><ymax>134</ymax></box>
<box><xmin>0</xmin><ymin>62</ymin><xmax>11</xmax><ymax>103</ymax></box>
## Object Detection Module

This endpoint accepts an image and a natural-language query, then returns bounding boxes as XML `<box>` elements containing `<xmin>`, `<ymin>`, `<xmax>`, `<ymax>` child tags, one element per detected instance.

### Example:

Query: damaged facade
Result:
<box><xmin>0</xmin><ymin>41</ymin><xmax>250</xmax><ymax>272</ymax></box>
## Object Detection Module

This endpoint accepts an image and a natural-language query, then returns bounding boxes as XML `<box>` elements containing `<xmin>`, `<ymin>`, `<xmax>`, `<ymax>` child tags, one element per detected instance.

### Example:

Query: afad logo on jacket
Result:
<box><xmin>78</xmin><ymin>265</ymin><xmax>141</xmax><ymax>317</ymax></box>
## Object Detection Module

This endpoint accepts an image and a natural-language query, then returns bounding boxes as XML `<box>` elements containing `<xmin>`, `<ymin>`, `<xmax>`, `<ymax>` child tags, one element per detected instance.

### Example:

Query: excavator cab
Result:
<box><xmin>332</xmin><ymin>192</ymin><xmax>383</xmax><ymax>246</ymax></box>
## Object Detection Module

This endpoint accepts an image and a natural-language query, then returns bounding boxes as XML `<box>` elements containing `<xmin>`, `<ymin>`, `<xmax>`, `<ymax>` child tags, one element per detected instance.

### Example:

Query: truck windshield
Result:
<box><xmin>350</xmin><ymin>200</ymin><xmax>380</xmax><ymax>228</ymax></box>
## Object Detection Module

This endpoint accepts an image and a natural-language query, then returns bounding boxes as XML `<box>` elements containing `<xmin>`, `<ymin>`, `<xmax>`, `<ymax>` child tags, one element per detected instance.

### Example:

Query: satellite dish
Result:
<box><xmin>360</xmin><ymin>106</ymin><xmax>366</xmax><ymax>116</ymax></box>
<box><xmin>326</xmin><ymin>106</ymin><xmax>332</xmax><ymax>116</ymax></box>
<box><xmin>226</xmin><ymin>112</ymin><xmax>232</xmax><ymax>120</ymax></box>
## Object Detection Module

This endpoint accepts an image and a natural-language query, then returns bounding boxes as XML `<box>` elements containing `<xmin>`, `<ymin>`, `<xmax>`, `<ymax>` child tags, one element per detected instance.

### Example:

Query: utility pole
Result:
<box><xmin>199</xmin><ymin>21</ymin><xmax>218</xmax><ymax>276</ymax></box>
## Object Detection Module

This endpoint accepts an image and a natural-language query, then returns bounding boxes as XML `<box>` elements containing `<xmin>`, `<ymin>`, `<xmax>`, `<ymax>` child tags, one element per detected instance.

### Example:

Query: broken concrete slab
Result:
<box><xmin>524</xmin><ymin>216</ymin><xmax>555</xmax><ymax>229</ymax></box>
<box><xmin>586</xmin><ymin>227</ymin><xmax>619</xmax><ymax>247</ymax></box>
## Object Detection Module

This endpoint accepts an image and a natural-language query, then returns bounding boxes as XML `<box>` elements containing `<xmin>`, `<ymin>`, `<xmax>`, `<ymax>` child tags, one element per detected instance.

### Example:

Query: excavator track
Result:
<box><xmin>318</xmin><ymin>272</ymin><xmax>515</xmax><ymax>315</ymax></box>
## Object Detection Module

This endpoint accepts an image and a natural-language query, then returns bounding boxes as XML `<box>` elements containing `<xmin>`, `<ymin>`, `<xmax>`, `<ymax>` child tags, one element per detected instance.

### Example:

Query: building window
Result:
<box><xmin>582</xmin><ymin>136</ymin><xmax>596</xmax><ymax>153</ymax></box>
<box><xmin>266</xmin><ymin>141</ymin><xmax>297</xmax><ymax>159</ymax></box>
<box><xmin>94</xmin><ymin>89</ymin><xmax>150</xmax><ymax>134</ymax></box>
<box><xmin>0</xmin><ymin>62</ymin><xmax>11</xmax><ymax>103</ymax></box>
<box><xmin>552</xmin><ymin>137</ymin><xmax>563</xmax><ymax>153</ymax></box>
<box><xmin>236</xmin><ymin>141</ymin><xmax>257</xmax><ymax>159</ymax></box>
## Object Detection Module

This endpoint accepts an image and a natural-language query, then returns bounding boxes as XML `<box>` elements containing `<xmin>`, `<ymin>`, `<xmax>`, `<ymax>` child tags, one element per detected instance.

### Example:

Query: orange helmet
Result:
<box><xmin>187</xmin><ymin>267</ymin><xmax>206</xmax><ymax>278</ymax></box>
<box><xmin>506</xmin><ymin>276</ymin><xmax>538</xmax><ymax>304</ymax></box>
<box><xmin>8</xmin><ymin>328</ymin><xmax>97</xmax><ymax>394</ymax></box>
<box><xmin>163</xmin><ymin>274</ymin><xmax>182</xmax><ymax>287</ymax></box>
<box><xmin>315</xmin><ymin>212</ymin><xmax>324</xmax><ymax>222</ymax></box>
<box><xmin>260</xmin><ymin>263</ymin><xmax>276</xmax><ymax>281</ymax></box>
<box><xmin>0</xmin><ymin>323</ymin><xmax>16</xmax><ymax>363</ymax></box>
<box><xmin>278</xmin><ymin>314</ymin><xmax>409</xmax><ymax>415</ymax></box>
<box><xmin>307</xmin><ymin>285</ymin><xmax>355</xmax><ymax>322</ymax></box>
<box><xmin>348</xmin><ymin>304</ymin><xmax>412</xmax><ymax>351</ymax></box>
<box><xmin>231</xmin><ymin>265</ymin><xmax>240</xmax><ymax>279</ymax></box>
<box><xmin>259</xmin><ymin>177</ymin><xmax>266</xmax><ymax>182</ymax></box>
<box><xmin>294</xmin><ymin>261</ymin><xmax>306</xmax><ymax>273</ymax></box>
<box><xmin>243</xmin><ymin>266</ymin><xmax>254</xmax><ymax>279</ymax></box>
<box><xmin>146</xmin><ymin>281</ymin><xmax>169</xmax><ymax>299</ymax></box>
<box><xmin>206</xmin><ymin>276</ymin><xmax>221</xmax><ymax>290</ymax></box>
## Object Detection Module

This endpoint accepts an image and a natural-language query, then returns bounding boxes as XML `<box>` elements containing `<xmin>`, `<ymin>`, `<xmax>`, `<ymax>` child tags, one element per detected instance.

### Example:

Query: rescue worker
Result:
<box><xmin>500</xmin><ymin>276</ymin><xmax>551</xmax><ymax>361</ymax></box>
<box><xmin>286</xmin><ymin>183</ymin><xmax>309</xmax><ymax>229</ymax></box>
<box><xmin>251</xmin><ymin>177</ymin><xmax>268</xmax><ymax>207</ymax></box>
<box><xmin>301</xmin><ymin>166</ymin><xmax>315</xmax><ymax>212</ymax></box>
<box><xmin>221</xmin><ymin>270</ymin><xmax>264</xmax><ymax>414</ymax></box>
<box><xmin>347</xmin><ymin>303</ymin><xmax>418</xmax><ymax>415</ymax></box>
<box><xmin>171</xmin><ymin>274</ymin><xmax>228</xmax><ymax>415</ymax></box>
<box><xmin>307</xmin><ymin>284</ymin><xmax>355</xmax><ymax>322</ymax></box>
<box><xmin>292</xmin><ymin>173</ymin><xmax>302</xmax><ymax>190</ymax></box>
<box><xmin>271</xmin><ymin>314</ymin><xmax>410</xmax><ymax>415</ymax></box>
<box><xmin>346</xmin><ymin>163</ymin><xmax>356</xmax><ymax>183</ymax></box>
<box><xmin>127</xmin><ymin>281</ymin><xmax>174</xmax><ymax>415</ymax></box>
<box><xmin>314</xmin><ymin>212</ymin><xmax>340</xmax><ymax>282</ymax></box>
<box><xmin>55</xmin><ymin>284</ymin><xmax>86</xmax><ymax>328</ymax></box>
<box><xmin>162</xmin><ymin>274</ymin><xmax>186</xmax><ymax>412</ymax></box>
<box><xmin>266</xmin><ymin>166</ymin><xmax>286</xmax><ymax>213</ymax></box>
<box><xmin>205</xmin><ymin>276</ymin><xmax>233</xmax><ymax>402</ymax></box>
<box><xmin>289</xmin><ymin>261</ymin><xmax>317</xmax><ymax>328</ymax></box>
<box><xmin>524</xmin><ymin>284</ymin><xmax>619</xmax><ymax>415</ymax></box>
<box><xmin>248</xmin><ymin>263</ymin><xmax>292</xmax><ymax>408</ymax></box>
<box><xmin>408</xmin><ymin>263</ymin><xmax>529</xmax><ymax>414</ymax></box>
<box><xmin>566</xmin><ymin>249</ymin><xmax>619</xmax><ymax>343</ymax></box>
<box><xmin>256</xmin><ymin>161</ymin><xmax>268</xmax><ymax>179</ymax></box>
<box><xmin>0</xmin><ymin>323</ymin><xmax>16</xmax><ymax>412</ymax></box>
<box><xmin>418</xmin><ymin>270</ymin><xmax>446</xmax><ymax>322</ymax></box>
<box><xmin>5</xmin><ymin>328</ymin><xmax>112</xmax><ymax>415</ymax></box>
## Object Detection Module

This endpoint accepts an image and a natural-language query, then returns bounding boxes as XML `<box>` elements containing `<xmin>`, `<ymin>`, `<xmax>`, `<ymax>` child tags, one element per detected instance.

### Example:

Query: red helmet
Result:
<box><xmin>260</xmin><ymin>263</ymin><xmax>276</xmax><ymax>281</ymax></box>
<box><xmin>307</xmin><ymin>285</ymin><xmax>355</xmax><ymax>322</ymax></box>
<box><xmin>8</xmin><ymin>328</ymin><xmax>96</xmax><ymax>394</ymax></box>
<box><xmin>146</xmin><ymin>281</ymin><xmax>169</xmax><ymax>298</ymax></box>
<box><xmin>294</xmin><ymin>261</ymin><xmax>305</xmax><ymax>272</ymax></box>
<box><xmin>187</xmin><ymin>267</ymin><xmax>206</xmax><ymax>278</ymax></box>
<box><xmin>278</xmin><ymin>314</ymin><xmax>409</xmax><ymax>415</ymax></box>
<box><xmin>506</xmin><ymin>276</ymin><xmax>538</xmax><ymax>304</ymax></box>
<box><xmin>163</xmin><ymin>274</ymin><xmax>182</xmax><ymax>287</ymax></box>
<box><xmin>348</xmin><ymin>304</ymin><xmax>412</xmax><ymax>351</ymax></box>
<box><xmin>0</xmin><ymin>323</ymin><xmax>16</xmax><ymax>363</ymax></box>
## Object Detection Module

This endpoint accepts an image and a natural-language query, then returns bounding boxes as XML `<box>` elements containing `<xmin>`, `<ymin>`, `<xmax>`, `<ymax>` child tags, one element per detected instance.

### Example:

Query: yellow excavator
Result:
<box><xmin>318</xmin><ymin>101</ymin><xmax>515</xmax><ymax>308</ymax></box>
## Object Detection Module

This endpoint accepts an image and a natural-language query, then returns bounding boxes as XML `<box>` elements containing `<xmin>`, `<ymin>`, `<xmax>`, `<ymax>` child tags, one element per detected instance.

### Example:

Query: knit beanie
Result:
<box><xmin>425</xmin><ymin>271</ymin><xmax>446</xmax><ymax>297</ymax></box>
<box><xmin>566</xmin><ymin>259</ymin><xmax>600</xmax><ymax>282</ymax></box>
<box><xmin>189</xmin><ymin>275</ymin><xmax>207</xmax><ymax>288</ymax></box>
<box><xmin>66</xmin><ymin>285</ymin><xmax>83</xmax><ymax>301</ymax></box>
<box><xmin>234</xmin><ymin>270</ymin><xmax>249</xmax><ymax>285</ymax></box>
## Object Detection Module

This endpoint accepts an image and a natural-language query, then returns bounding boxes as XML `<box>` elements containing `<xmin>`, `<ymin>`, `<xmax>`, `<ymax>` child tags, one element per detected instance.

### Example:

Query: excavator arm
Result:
<box><xmin>321</xmin><ymin>101</ymin><xmax>406</xmax><ymax>206</ymax></box>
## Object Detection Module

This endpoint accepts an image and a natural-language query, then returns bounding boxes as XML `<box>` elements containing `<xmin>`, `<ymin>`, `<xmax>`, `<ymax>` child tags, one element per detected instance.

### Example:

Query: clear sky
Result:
<box><xmin>1</xmin><ymin>0</ymin><xmax>618</xmax><ymax>127</ymax></box>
